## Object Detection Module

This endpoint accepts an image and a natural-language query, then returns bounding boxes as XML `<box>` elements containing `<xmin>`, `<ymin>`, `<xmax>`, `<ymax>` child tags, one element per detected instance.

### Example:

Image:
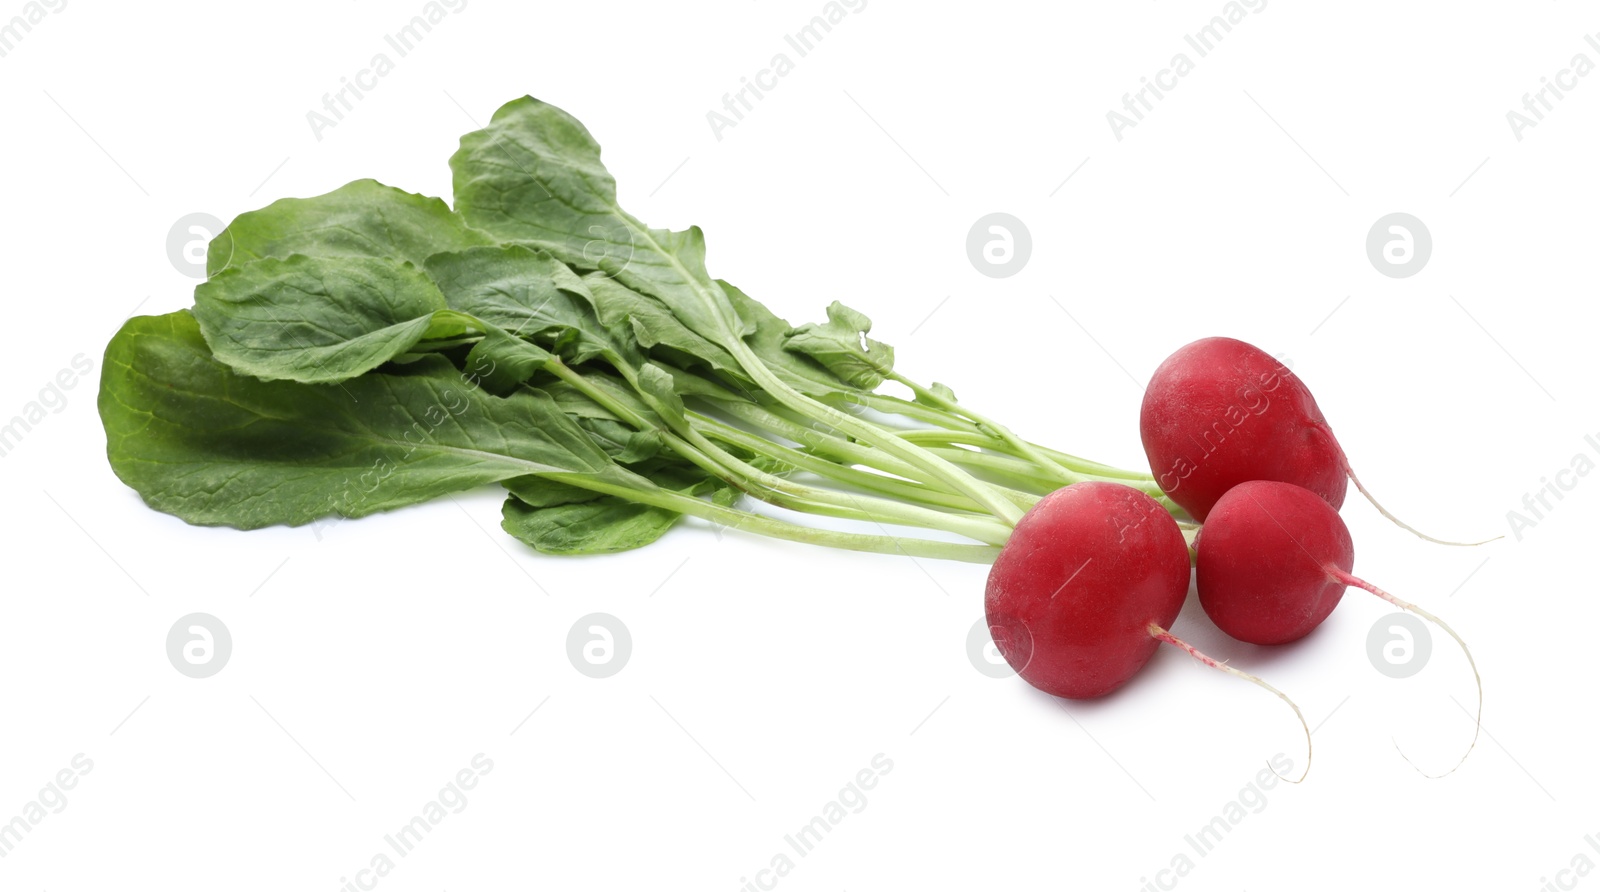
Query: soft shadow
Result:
<box><xmin>1164</xmin><ymin>575</ymin><xmax>1331</xmax><ymax>674</ymax></box>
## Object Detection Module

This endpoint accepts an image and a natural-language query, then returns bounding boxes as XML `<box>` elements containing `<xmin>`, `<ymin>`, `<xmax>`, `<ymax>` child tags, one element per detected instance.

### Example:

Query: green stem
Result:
<box><xmin>889</xmin><ymin>371</ymin><xmax>1080</xmax><ymax>488</ymax></box>
<box><xmin>920</xmin><ymin>446</ymin><xmax>1065</xmax><ymax>493</ymax></box>
<box><xmin>548</xmin><ymin>360</ymin><xmax>1010</xmax><ymax>545</ymax></box>
<box><xmin>557</xmin><ymin>472</ymin><xmax>1001</xmax><ymax>563</ymax></box>
<box><xmin>652</xmin><ymin>366</ymin><xmax>952</xmax><ymax>492</ymax></box>
<box><xmin>545</xmin><ymin>360</ymin><xmax>650</xmax><ymax>428</ymax></box>
<box><xmin>917</xmin><ymin>443</ymin><xmax>1173</xmax><ymax>511</ymax></box>
<box><xmin>674</xmin><ymin>422</ymin><xmax>1012</xmax><ymax>545</ymax></box>
<box><xmin>881</xmin><ymin>373</ymin><xmax>1163</xmax><ymax>488</ymax></box>
<box><xmin>709</xmin><ymin>399</ymin><xmax>954</xmax><ymax>491</ymax></box>
<box><xmin>546</xmin><ymin>361</ymin><xmax>769</xmax><ymax>499</ymax></box>
<box><xmin>849</xmin><ymin>389</ymin><xmax>1156</xmax><ymax>482</ymax></box>
<box><xmin>826</xmin><ymin>390</ymin><xmax>972</xmax><ymax>430</ymax></box>
<box><xmin>895</xmin><ymin>430</ymin><xmax>1150</xmax><ymax>488</ymax></box>
<box><xmin>1026</xmin><ymin>442</ymin><xmax>1157</xmax><ymax>482</ymax></box>
<box><xmin>723</xmin><ymin>340</ymin><xmax>1026</xmax><ymax>526</ymax></box>
<box><xmin>613</xmin><ymin>224</ymin><xmax>1022</xmax><ymax>521</ymax></box>
<box><xmin>718</xmin><ymin>401</ymin><xmax>1043</xmax><ymax>511</ymax></box>
<box><xmin>691</xmin><ymin>413</ymin><xmax>996</xmax><ymax>514</ymax></box>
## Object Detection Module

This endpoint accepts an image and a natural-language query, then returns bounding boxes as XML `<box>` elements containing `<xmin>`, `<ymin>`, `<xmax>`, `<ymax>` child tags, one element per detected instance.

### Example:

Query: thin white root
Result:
<box><xmin>1330</xmin><ymin>568</ymin><xmax>1483</xmax><ymax>778</ymax></box>
<box><xmin>1346</xmin><ymin>463</ymin><xmax>1500</xmax><ymax>547</ymax></box>
<box><xmin>1148</xmin><ymin>623</ymin><xmax>1312</xmax><ymax>784</ymax></box>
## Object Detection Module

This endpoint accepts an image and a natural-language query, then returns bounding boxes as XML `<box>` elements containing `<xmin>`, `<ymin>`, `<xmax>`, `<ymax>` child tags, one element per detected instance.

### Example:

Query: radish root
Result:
<box><xmin>1148</xmin><ymin>622</ymin><xmax>1312</xmax><ymax>783</ymax></box>
<box><xmin>1344</xmin><ymin>460</ymin><xmax>1500</xmax><ymax>547</ymax></box>
<box><xmin>1328</xmin><ymin>567</ymin><xmax>1482</xmax><ymax>778</ymax></box>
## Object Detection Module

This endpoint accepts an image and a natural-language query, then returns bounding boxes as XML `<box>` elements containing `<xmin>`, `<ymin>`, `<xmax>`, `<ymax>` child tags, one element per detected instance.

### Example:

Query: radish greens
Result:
<box><xmin>100</xmin><ymin>95</ymin><xmax>1173</xmax><ymax>561</ymax></box>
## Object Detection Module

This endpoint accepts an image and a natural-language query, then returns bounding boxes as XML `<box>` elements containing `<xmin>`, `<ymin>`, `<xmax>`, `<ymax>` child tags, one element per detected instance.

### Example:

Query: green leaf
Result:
<box><xmin>99</xmin><ymin>310</ymin><xmax>640</xmax><ymax>530</ymax></box>
<box><xmin>501</xmin><ymin>461</ymin><xmax>737</xmax><ymax>556</ymax></box>
<box><xmin>207</xmin><ymin>179</ymin><xmax>492</xmax><ymax>276</ymax></box>
<box><xmin>192</xmin><ymin>254</ymin><xmax>482</xmax><ymax>384</ymax></box>
<box><xmin>635</xmin><ymin>363</ymin><xmax>689</xmax><ymax>430</ymax></box>
<box><xmin>583</xmin><ymin>273</ymin><xmax>743</xmax><ymax>376</ymax></box>
<box><xmin>540</xmin><ymin>367</ymin><xmax>663</xmax><ymax>429</ymax></box>
<box><xmin>576</xmin><ymin>417</ymin><xmax>664</xmax><ymax>464</ymax></box>
<box><xmin>541</xmin><ymin>379</ymin><xmax>627</xmax><ymax>422</ymax></box>
<box><xmin>425</xmin><ymin>245</ymin><xmax>634</xmax><ymax>369</ymax></box>
<box><xmin>719</xmin><ymin>280</ymin><xmax>857</xmax><ymax>397</ymax></box>
<box><xmin>651</xmin><ymin>362</ymin><xmax>755</xmax><ymax>404</ymax></box>
<box><xmin>463</xmin><ymin>325</ymin><xmax>552</xmax><ymax>396</ymax></box>
<box><xmin>782</xmin><ymin>301</ymin><xmax>895</xmax><ymax>390</ymax></box>
<box><xmin>498</xmin><ymin>475</ymin><xmax>604</xmax><ymax>509</ymax></box>
<box><xmin>450</xmin><ymin>96</ymin><xmax>750</xmax><ymax>350</ymax></box>
<box><xmin>921</xmin><ymin>381</ymin><xmax>958</xmax><ymax>404</ymax></box>
<box><xmin>500</xmin><ymin>494</ymin><xmax>679</xmax><ymax>556</ymax></box>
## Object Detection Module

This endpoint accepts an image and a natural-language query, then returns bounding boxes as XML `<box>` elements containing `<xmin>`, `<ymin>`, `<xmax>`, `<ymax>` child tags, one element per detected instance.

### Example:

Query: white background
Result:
<box><xmin>2</xmin><ymin>1</ymin><xmax>1596</xmax><ymax>889</ymax></box>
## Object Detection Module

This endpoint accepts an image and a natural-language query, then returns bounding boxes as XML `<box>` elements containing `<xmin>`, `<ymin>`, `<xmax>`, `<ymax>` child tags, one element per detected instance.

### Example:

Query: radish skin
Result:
<box><xmin>984</xmin><ymin>482</ymin><xmax>1190</xmax><ymax>699</ymax></box>
<box><xmin>1140</xmin><ymin>337</ymin><xmax>1346</xmax><ymax>522</ymax></box>
<box><xmin>1196</xmin><ymin>480</ymin><xmax>1483</xmax><ymax>774</ymax></box>
<box><xmin>1196</xmin><ymin>481</ymin><xmax>1353</xmax><ymax>646</ymax></box>
<box><xmin>985</xmin><ymin>481</ymin><xmax>1313</xmax><ymax>775</ymax></box>
<box><xmin>1142</xmin><ymin>337</ymin><xmax>1489</xmax><ymax>545</ymax></box>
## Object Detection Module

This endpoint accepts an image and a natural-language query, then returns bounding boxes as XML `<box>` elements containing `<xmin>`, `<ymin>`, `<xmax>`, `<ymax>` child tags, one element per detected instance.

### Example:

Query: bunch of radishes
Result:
<box><xmin>984</xmin><ymin>337</ymin><xmax>1483</xmax><ymax>780</ymax></box>
<box><xmin>100</xmin><ymin>94</ymin><xmax>1475</xmax><ymax>783</ymax></box>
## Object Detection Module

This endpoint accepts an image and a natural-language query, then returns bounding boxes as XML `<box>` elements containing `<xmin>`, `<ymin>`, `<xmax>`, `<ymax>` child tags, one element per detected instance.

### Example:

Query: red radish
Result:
<box><xmin>1195</xmin><ymin>480</ymin><xmax>1483</xmax><ymax>774</ymax></box>
<box><xmin>985</xmin><ymin>482</ymin><xmax>1190</xmax><ymax>698</ymax></box>
<box><xmin>986</xmin><ymin>482</ymin><xmax>1311</xmax><ymax>777</ymax></box>
<box><xmin>1197</xmin><ymin>481</ymin><xmax>1353</xmax><ymax>646</ymax></box>
<box><xmin>1141</xmin><ymin>336</ymin><xmax>1489</xmax><ymax>545</ymax></box>
<box><xmin>1141</xmin><ymin>337</ymin><xmax>1345</xmax><ymax>522</ymax></box>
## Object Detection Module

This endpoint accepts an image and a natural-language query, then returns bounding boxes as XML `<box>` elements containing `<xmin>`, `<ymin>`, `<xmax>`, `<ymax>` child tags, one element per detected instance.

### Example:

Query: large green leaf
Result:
<box><xmin>541</xmin><ymin>364</ymin><xmax>662</xmax><ymax>426</ymax></box>
<box><xmin>424</xmin><ymin>245</ymin><xmax>632</xmax><ymax>368</ymax></box>
<box><xmin>450</xmin><ymin>96</ymin><xmax>750</xmax><ymax>352</ymax></box>
<box><xmin>99</xmin><ymin>311</ymin><xmax>639</xmax><ymax>529</ymax></box>
<box><xmin>462</xmin><ymin>324</ymin><xmax>553</xmax><ymax>396</ymax></box>
<box><xmin>583</xmin><ymin>273</ymin><xmax>743</xmax><ymax>376</ymax></box>
<box><xmin>207</xmin><ymin>179</ymin><xmax>492</xmax><ymax>276</ymax></box>
<box><xmin>192</xmin><ymin>254</ymin><xmax>484</xmax><ymax>384</ymax></box>
<box><xmin>499</xmin><ymin>474</ymin><xmax>605</xmax><ymax>509</ymax></box>
<box><xmin>576</xmin><ymin>417</ymin><xmax>664</xmax><ymax>464</ymax></box>
<box><xmin>720</xmin><ymin>280</ymin><xmax>862</xmax><ymax>397</ymax></box>
<box><xmin>501</xmin><ymin>462</ymin><xmax>737</xmax><ymax>556</ymax></box>
<box><xmin>501</xmin><ymin>496</ymin><xmax>679</xmax><ymax>555</ymax></box>
<box><xmin>782</xmin><ymin>301</ymin><xmax>894</xmax><ymax>390</ymax></box>
<box><xmin>635</xmin><ymin>363</ymin><xmax>690</xmax><ymax>432</ymax></box>
<box><xmin>447</xmin><ymin>97</ymin><xmax>889</xmax><ymax>402</ymax></box>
